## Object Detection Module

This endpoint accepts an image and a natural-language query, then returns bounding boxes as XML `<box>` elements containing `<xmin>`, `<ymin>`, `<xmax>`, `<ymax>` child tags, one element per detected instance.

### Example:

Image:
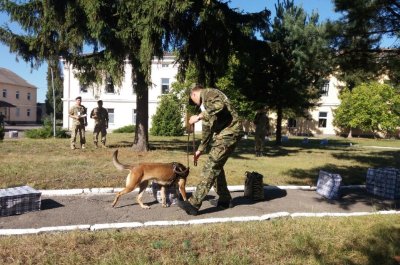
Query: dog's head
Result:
<box><xmin>173</xmin><ymin>163</ymin><xmax>190</xmax><ymax>179</ymax></box>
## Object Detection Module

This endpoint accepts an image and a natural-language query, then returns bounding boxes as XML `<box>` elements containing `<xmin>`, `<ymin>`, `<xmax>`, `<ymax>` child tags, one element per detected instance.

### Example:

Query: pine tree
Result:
<box><xmin>237</xmin><ymin>0</ymin><xmax>333</xmax><ymax>144</ymax></box>
<box><xmin>1</xmin><ymin>0</ymin><xmax>266</xmax><ymax>151</ymax></box>
<box><xmin>150</xmin><ymin>94</ymin><xmax>184</xmax><ymax>137</ymax></box>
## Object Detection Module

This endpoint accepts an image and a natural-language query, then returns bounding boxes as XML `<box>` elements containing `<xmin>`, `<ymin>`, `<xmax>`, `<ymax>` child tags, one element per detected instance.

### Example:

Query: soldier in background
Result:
<box><xmin>90</xmin><ymin>100</ymin><xmax>109</xmax><ymax>148</ymax></box>
<box><xmin>68</xmin><ymin>96</ymin><xmax>87</xmax><ymax>150</ymax></box>
<box><xmin>177</xmin><ymin>84</ymin><xmax>243</xmax><ymax>215</ymax></box>
<box><xmin>253</xmin><ymin>107</ymin><xmax>269</xmax><ymax>157</ymax></box>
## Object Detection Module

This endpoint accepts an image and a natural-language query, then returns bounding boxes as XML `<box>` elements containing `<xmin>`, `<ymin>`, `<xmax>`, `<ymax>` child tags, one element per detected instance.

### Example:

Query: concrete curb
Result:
<box><xmin>38</xmin><ymin>185</ymin><xmax>366</xmax><ymax>196</ymax></box>
<box><xmin>1</xmin><ymin>210</ymin><xmax>398</xmax><ymax>236</ymax></box>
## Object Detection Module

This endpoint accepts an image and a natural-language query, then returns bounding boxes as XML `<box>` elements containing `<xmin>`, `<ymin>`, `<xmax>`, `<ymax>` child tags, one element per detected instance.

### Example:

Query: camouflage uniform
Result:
<box><xmin>90</xmin><ymin>106</ymin><xmax>109</xmax><ymax>147</ymax></box>
<box><xmin>69</xmin><ymin>104</ymin><xmax>87</xmax><ymax>149</ymax></box>
<box><xmin>189</xmin><ymin>88</ymin><xmax>243</xmax><ymax>209</ymax></box>
<box><xmin>253</xmin><ymin>110</ymin><xmax>268</xmax><ymax>156</ymax></box>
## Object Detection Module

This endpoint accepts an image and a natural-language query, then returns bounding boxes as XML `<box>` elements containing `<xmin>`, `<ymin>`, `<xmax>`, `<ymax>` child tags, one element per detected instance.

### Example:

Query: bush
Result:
<box><xmin>25</xmin><ymin>118</ymin><xmax>68</xmax><ymax>139</ymax></box>
<box><xmin>25</xmin><ymin>126</ymin><xmax>68</xmax><ymax>139</ymax></box>
<box><xmin>150</xmin><ymin>94</ymin><xmax>184</xmax><ymax>136</ymax></box>
<box><xmin>113</xmin><ymin>125</ymin><xmax>135</xmax><ymax>133</ymax></box>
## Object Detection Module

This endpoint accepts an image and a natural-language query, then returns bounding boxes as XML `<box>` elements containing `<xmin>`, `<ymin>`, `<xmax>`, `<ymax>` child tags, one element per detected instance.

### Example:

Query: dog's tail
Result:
<box><xmin>112</xmin><ymin>150</ymin><xmax>131</xmax><ymax>171</ymax></box>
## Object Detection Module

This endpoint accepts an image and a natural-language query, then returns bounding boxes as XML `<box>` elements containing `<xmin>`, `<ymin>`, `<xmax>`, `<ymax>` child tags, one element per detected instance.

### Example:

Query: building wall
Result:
<box><xmin>62</xmin><ymin>56</ymin><xmax>179</xmax><ymax>131</ymax></box>
<box><xmin>285</xmin><ymin>75</ymin><xmax>343</xmax><ymax>136</ymax></box>
<box><xmin>62</xmin><ymin>57</ymin><xmax>350</xmax><ymax>136</ymax></box>
<box><xmin>0</xmin><ymin>77</ymin><xmax>37</xmax><ymax>124</ymax></box>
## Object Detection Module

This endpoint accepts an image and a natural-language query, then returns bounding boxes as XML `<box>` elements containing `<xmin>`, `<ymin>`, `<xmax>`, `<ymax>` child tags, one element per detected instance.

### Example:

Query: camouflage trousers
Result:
<box><xmin>93</xmin><ymin>124</ymin><xmax>107</xmax><ymax>145</ymax></box>
<box><xmin>189</xmin><ymin>134</ymin><xmax>241</xmax><ymax>209</ymax></box>
<box><xmin>70</xmin><ymin>124</ymin><xmax>86</xmax><ymax>147</ymax></box>
<box><xmin>254</xmin><ymin>131</ymin><xmax>266</xmax><ymax>153</ymax></box>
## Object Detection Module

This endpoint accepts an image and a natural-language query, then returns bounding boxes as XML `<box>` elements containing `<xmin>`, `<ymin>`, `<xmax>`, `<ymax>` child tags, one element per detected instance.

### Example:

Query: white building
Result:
<box><xmin>285</xmin><ymin>75</ymin><xmax>343</xmax><ymax>136</ymax></box>
<box><xmin>62</xmin><ymin>54</ymin><xmax>179</xmax><ymax>131</ymax></box>
<box><xmin>62</xmin><ymin>55</ymin><xmax>345</xmax><ymax>136</ymax></box>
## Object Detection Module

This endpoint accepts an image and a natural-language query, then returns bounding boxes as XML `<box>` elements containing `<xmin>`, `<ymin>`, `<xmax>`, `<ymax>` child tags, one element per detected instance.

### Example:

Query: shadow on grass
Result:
<box><xmin>332</xmin><ymin>150</ymin><xmax>400</xmax><ymax>168</ymax></box>
<box><xmin>285</xmin><ymin>148</ymin><xmax>400</xmax><ymax>186</ymax></box>
<box><xmin>350</xmin><ymin>226</ymin><xmax>400</xmax><ymax>265</ymax></box>
<box><xmin>285</xmin><ymin>165</ymin><xmax>367</xmax><ymax>186</ymax></box>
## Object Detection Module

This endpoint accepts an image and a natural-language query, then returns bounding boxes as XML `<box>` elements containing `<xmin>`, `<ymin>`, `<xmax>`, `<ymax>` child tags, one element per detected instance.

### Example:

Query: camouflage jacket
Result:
<box><xmin>69</xmin><ymin>104</ymin><xmax>87</xmax><ymax>126</ymax></box>
<box><xmin>90</xmin><ymin>107</ymin><xmax>109</xmax><ymax>126</ymax></box>
<box><xmin>198</xmin><ymin>88</ymin><xmax>243</xmax><ymax>152</ymax></box>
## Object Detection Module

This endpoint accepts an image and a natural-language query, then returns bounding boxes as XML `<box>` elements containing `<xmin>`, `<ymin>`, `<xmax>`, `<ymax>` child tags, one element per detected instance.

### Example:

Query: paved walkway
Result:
<box><xmin>1</xmin><ymin>186</ymin><xmax>399</xmax><ymax>235</ymax></box>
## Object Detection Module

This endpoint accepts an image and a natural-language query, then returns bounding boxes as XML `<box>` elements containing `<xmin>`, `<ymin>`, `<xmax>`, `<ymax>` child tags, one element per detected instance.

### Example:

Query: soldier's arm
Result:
<box><xmin>201</xmin><ymin>90</ymin><xmax>225</xmax><ymax>121</ymax></box>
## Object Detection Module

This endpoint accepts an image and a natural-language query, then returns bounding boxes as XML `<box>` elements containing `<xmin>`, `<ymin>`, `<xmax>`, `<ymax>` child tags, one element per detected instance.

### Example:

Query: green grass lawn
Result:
<box><xmin>1</xmin><ymin>134</ymin><xmax>399</xmax><ymax>265</ymax></box>
<box><xmin>0</xmin><ymin>215</ymin><xmax>399</xmax><ymax>264</ymax></box>
<box><xmin>0</xmin><ymin>134</ymin><xmax>399</xmax><ymax>189</ymax></box>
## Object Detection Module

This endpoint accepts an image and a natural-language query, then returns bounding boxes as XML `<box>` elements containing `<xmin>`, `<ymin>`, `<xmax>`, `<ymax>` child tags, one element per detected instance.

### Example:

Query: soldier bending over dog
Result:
<box><xmin>177</xmin><ymin>84</ymin><xmax>243</xmax><ymax>216</ymax></box>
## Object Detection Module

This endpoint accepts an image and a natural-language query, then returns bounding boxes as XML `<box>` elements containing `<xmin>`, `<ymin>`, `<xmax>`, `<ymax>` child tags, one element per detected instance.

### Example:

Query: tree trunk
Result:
<box><xmin>347</xmin><ymin>128</ymin><xmax>353</xmax><ymax>138</ymax></box>
<box><xmin>132</xmin><ymin>70</ymin><xmax>149</xmax><ymax>152</ymax></box>
<box><xmin>275</xmin><ymin>106</ymin><xmax>283</xmax><ymax>145</ymax></box>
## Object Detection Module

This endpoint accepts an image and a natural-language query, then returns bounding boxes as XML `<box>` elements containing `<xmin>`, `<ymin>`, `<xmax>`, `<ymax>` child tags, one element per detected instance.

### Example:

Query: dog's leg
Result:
<box><xmin>178</xmin><ymin>178</ymin><xmax>188</xmax><ymax>201</ymax></box>
<box><xmin>160</xmin><ymin>186</ymin><xmax>168</xmax><ymax>207</ymax></box>
<box><xmin>112</xmin><ymin>172</ymin><xmax>139</xmax><ymax>208</ymax></box>
<box><xmin>137</xmin><ymin>180</ymin><xmax>150</xmax><ymax>209</ymax></box>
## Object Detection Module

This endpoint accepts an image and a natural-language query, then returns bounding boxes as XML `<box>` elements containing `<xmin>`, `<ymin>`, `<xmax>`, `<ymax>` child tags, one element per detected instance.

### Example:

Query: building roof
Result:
<box><xmin>0</xmin><ymin>100</ymin><xmax>16</xmax><ymax>108</ymax></box>
<box><xmin>0</xmin><ymin>67</ymin><xmax>36</xmax><ymax>89</ymax></box>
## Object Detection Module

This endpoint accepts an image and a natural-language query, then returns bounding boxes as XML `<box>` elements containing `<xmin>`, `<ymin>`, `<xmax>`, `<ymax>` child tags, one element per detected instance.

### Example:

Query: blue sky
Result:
<box><xmin>0</xmin><ymin>0</ymin><xmax>339</xmax><ymax>103</ymax></box>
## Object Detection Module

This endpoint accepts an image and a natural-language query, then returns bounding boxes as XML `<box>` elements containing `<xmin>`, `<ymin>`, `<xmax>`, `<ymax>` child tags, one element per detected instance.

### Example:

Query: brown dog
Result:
<box><xmin>112</xmin><ymin>150</ymin><xmax>189</xmax><ymax>208</ymax></box>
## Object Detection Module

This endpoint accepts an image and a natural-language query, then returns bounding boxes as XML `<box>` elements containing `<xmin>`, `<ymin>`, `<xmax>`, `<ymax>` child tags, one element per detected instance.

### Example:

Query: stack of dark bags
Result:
<box><xmin>0</xmin><ymin>186</ymin><xmax>41</xmax><ymax>216</ymax></box>
<box><xmin>366</xmin><ymin>167</ymin><xmax>400</xmax><ymax>199</ymax></box>
<box><xmin>316</xmin><ymin>170</ymin><xmax>342</xmax><ymax>200</ymax></box>
<box><xmin>244</xmin><ymin>171</ymin><xmax>265</xmax><ymax>201</ymax></box>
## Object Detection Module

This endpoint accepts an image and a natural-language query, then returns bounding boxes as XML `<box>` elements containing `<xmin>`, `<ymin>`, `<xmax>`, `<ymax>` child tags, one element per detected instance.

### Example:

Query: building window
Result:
<box><xmin>80</xmin><ymin>81</ymin><xmax>88</xmax><ymax>93</ymax></box>
<box><xmin>162</xmin><ymin>63</ymin><xmax>169</xmax><ymax>68</ymax></box>
<box><xmin>105</xmin><ymin>76</ymin><xmax>115</xmax><ymax>93</ymax></box>
<box><xmin>16</xmin><ymin>108</ymin><xmax>20</xmax><ymax>117</ymax></box>
<box><xmin>16</xmin><ymin>91</ymin><xmax>19</xmax><ymax>99</ymax></box>
<box><xmin>318</xmin><ymin>112</ymin><xmax>328</xmax><ymax>128</ymax></box>
<box><xmin>2</xmin><ymin>89</ymin><xmax>7</xmax><ymax>98</ymax></box>
<box><xmin>27</xmin><ymin>109</ymin><xmax>31</xmax><ymax>117</ymax></box>
<box><xmin>161</xmin><ymin>78</ymin><xmax>169</xmax><ymax>94</ymax></box>
<box><xmin>107</xmin><ymin>108</ymin><xmax>114</xmax><ymax>124</ymax></box>
<box><xmin>132</xmin><ymin>109</ymin><xmax>136</xmax><ymax>125</ymax></box>
<box><xmin>288</xmin><ymin>118</ymin><xmax>297</xmax><ymax>128</ymax></box>
<box><xmin>321</xmin><ymin>81</ymin><xmax>329</xmax><ymax>96</ymax></box>
<box><xmin>27</xmin><ymin>92</ymin><xmax>31</xmax><ymax>100</ymax></box>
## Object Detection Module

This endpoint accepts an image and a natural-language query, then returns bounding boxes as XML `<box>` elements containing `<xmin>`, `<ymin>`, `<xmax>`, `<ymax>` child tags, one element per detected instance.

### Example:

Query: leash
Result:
<box><xmin>187</xmin><ymin>124</ymin><xmax>197</xmax><ymax>167</ymax></box>
<box><xmin>192</xmin><ymin>124</ymin><xmax>197</xmax><ymax>166</ymax></box>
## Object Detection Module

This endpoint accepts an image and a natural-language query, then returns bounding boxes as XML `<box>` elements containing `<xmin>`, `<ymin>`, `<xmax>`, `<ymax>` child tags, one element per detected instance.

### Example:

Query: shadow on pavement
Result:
<box><xmin>41</xmin><ymin>199</ymin><xmax>64</xmax><ymax>211</ymax></box>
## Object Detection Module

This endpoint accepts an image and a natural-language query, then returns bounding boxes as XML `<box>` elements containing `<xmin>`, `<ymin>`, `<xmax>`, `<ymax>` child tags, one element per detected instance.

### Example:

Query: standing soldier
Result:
<box><xmin>90</xmin><ymin>100</ymin><xmax>109</xmax><ymax>148</ymax></box>
<box><xmin>177</xmin><ymin>84</ymin><xmax>243</xmax><ymax>216</ymax></box>
<box><xmin>69</xmin><ymin>96</ymin><xmax>87</xmax><ymax>150</ymax></box>
<box><xmin>253</xmin><ymin>107</ymin><xmax>269</xmax><ymax>157</ymax></box>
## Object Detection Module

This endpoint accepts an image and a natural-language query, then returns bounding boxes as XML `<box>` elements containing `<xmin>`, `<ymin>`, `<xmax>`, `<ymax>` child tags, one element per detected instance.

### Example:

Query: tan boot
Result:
<box><xmin>81</xmin><ymin>144</ymin><xmax>86</xmax><ymax>149</ymax></box>
<box><xmin>71</xmin><ymin>144</ymin><xmax>76</xmax><ymax>150</ymax></box>
<box><xmin>94</xmin><ymin>142</ymin><xmax>98</xmax><ymax>148</ymax></box>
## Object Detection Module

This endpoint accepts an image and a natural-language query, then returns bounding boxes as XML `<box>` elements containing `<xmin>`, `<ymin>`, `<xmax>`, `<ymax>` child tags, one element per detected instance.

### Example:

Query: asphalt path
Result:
<box><xmin>1</xmin><ymin>187</ymin><xmax>399</xmax><ymax>230</ymax></box>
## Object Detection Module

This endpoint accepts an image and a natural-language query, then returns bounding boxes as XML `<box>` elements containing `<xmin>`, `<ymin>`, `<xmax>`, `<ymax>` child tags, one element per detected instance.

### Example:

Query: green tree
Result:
<box><xmin>238</xmin><ymin>0</ymin><xmax>333</xmax><ymax>144</ymax></box>
<box><xmin>0</xmin><ymin>0</ymin><xmax>267</xmax><ymax>152</ymax></box>
<box><xmin>328</xmin><ymin>0</ymin><xmax>400</xmax><ymax>88</ymax></box>
<box><xmin>333</xmin><ymin>82</ymin><xmax>400</xmax><ymax>138</ymax></box>
<box><xmin>150</xmin><ymin>94</ymin><xmax>184</xmax><ymax>137</ymax></box>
